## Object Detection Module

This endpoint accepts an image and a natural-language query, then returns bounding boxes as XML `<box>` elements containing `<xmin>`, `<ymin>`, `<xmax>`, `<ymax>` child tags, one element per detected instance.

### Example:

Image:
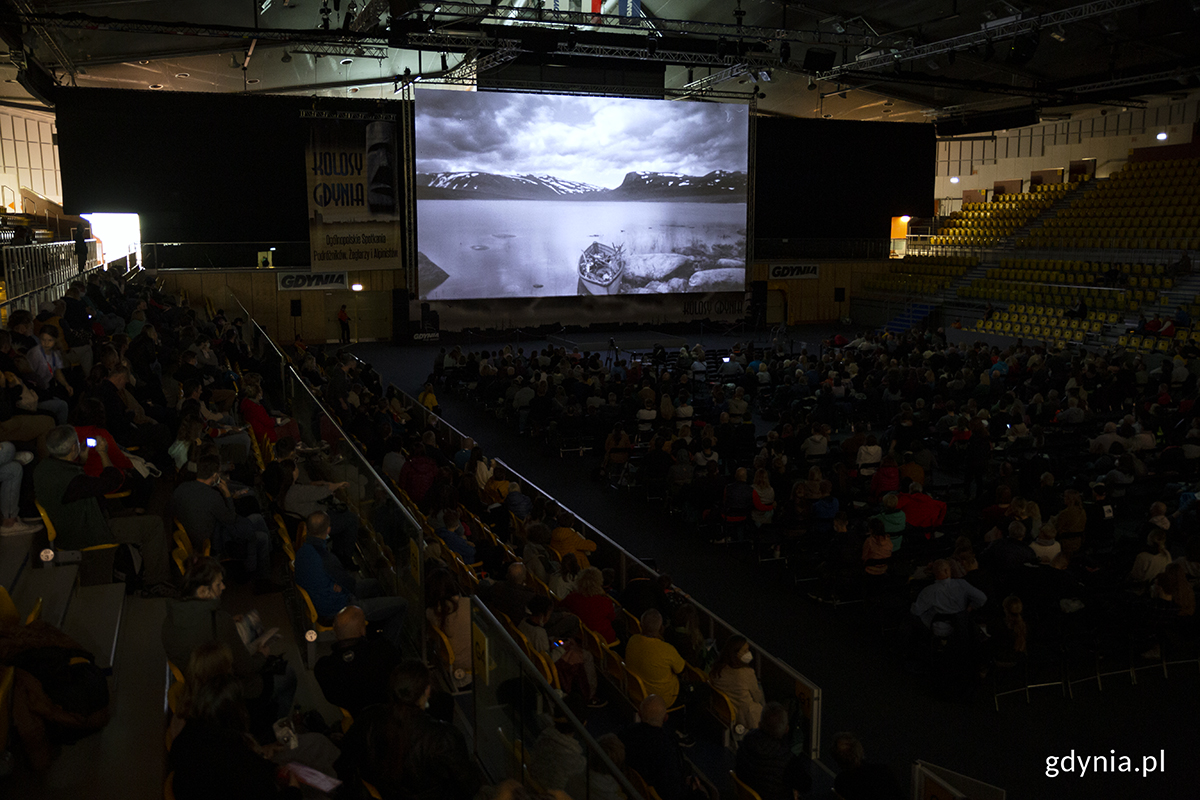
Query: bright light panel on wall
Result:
<box><xmin>351</xmin><ymin>283</ymin><xmax>364</xmax><ymax>291</ymax></box>
<box><xmin>950</xmin><ymin>176</ymin><xmax>960</xmax><ymax>184</ymax></box>
<box><xmin>1157</xmin><ymin>132</ymin><xmax>1168</xmax><ymax>140</ymax></box>
<box><xmin>900</xmin><ymin>215</ymin><xmax>911</xmax><ymax>223</ymax></box>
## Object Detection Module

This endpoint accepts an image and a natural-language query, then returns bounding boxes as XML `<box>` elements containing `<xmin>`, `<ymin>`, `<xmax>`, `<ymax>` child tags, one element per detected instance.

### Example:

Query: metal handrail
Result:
<box><xmin>228</xmin><ymin>292</ymin><xmax>646</xmax><ymax>797</ymax></box>
<box><xmin>400</xmin><ymin>389</ymin><xmax>827</xmax><ymax>763</ymax></box>
<box><xmin>470</xmin><ymin>601</ymin><xmax>643</xmax><ymax>798</ymax></box>
<box><xmin>231</xmin><ymin>293</ymin><xmax>427</xmax><ymax>545</ymax></box>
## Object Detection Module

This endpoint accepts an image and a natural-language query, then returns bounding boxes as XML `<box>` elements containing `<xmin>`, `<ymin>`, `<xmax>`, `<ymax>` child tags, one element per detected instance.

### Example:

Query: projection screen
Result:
<box><xmin>414</xmin><ymin>89</ymin><xmax>748</xmax><ymax>300</ymax></box>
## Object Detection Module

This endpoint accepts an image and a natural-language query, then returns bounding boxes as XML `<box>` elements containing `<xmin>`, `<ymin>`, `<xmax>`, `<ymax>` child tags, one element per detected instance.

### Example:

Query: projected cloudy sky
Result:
<box><xmin>415</xmin><ymin>89</ymin><xmax>748</xmax><ymax>188</ymax></box>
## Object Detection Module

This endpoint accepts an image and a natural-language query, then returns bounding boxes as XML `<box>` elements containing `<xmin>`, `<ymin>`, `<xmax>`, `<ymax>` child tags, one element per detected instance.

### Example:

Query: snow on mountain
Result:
<box><xmin>415</xmin><ymin>170</ymin><xmax>747</xmax><ymax>201</ymax></box>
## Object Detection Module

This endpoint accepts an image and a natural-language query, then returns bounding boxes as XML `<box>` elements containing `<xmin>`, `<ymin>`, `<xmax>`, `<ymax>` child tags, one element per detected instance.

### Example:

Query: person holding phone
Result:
<box><xmin>33</xmin><ymin>425</ymin><xmax>174</xmax><ymax>596</ymax></box>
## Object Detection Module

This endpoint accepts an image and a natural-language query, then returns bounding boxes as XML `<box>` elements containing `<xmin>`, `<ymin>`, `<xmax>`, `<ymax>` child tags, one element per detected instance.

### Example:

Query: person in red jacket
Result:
<box><xmin>869</xmin><ymin>455</ymin><xmax>900</xmax><ymax>502</ymax></box>
<box><xmin>561</xmin><ymin>567</ymin><xmax>618</xmax><ymax>644</ymax></box>
<box><xmin>894</xmin><ymin>483</ymin><xmax>947</xmax><ymax>530</ymax></box>
<box><xmin>398</xmin><ymin>443</ymin><xmax>438</xmax><ymax>507</ymax></box>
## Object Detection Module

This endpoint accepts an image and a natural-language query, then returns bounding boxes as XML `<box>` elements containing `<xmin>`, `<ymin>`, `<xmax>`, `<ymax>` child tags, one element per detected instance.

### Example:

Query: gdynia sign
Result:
<box><xmin>768</xmin><ymin>264</ymin><xmax>819</xmax><ymax>280</ymax></box>
<box><xmin>276</xmin><ymin>272</ymin><xmax>348</xmax><ymax>290</ymax></box>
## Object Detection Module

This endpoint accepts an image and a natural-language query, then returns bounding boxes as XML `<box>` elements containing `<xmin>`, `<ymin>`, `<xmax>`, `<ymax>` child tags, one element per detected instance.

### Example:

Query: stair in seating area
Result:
<box><xmin>2</xmin><ymin>532</ymin><xmax>129</xmax><ymax>670</ymax></box>
<box><xmin>880</xmin><ymin>302</ymin><xmax>935</xmax><ymax>334</ymax></box>
<box><xmin>1015</xmin><ymin>178</ymin><xmax>1106</xmax><ymax>240</ymax></box>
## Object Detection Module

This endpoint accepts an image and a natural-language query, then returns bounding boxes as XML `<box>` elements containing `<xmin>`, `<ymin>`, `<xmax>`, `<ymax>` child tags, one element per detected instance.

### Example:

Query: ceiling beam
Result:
<box><xmin>817</xmin><ymin>0</ymin><xmax>1166</xmax><ymax>80</ymax></box>
<box><xmin>7</xmin><ymin>5</ymin><xmax>884</xmax><ymax>49</ymax></box>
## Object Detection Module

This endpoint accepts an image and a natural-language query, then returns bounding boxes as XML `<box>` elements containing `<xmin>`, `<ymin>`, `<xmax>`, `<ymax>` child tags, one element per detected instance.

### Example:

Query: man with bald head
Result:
<box><xmin>624</xmin><ymin>609</ymin><xmax>687</xmax><ymax>709</ymax></box>
<box><xmin>620</xmin><ymin>695</ymin><xmax>696</xmax><ymax>800</ymax></box>
<box><xmin>313</xmin><ymin>604</ymin><xmax>402</xmax><ymax>716</ymax></box>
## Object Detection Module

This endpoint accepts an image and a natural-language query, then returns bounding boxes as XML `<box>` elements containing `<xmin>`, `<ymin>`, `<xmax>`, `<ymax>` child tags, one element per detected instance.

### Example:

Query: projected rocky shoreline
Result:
<box><xmin>415</xmin><ymin>91</ymin><xmax>748</xmax><ymax>300</ymax></box>
<box><xmin>415</xmin><ymin>170</ymin><xmax>747</xmax><ymax>298</ymax></box>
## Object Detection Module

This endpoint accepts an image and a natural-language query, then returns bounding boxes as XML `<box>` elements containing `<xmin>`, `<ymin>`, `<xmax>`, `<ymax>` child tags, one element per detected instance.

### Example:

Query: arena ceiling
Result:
<box><xmin>0</xmin><ymin>0</ymin><xmax>1197</xmax><ymax>127</ymax></box>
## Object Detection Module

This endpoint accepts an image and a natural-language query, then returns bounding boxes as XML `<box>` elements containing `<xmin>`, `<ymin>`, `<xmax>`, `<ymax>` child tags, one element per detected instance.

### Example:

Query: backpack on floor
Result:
<box><xmin>112</xmin><ymin>543</ymin><xmax>144</xmax><ymax>594</ymax></box>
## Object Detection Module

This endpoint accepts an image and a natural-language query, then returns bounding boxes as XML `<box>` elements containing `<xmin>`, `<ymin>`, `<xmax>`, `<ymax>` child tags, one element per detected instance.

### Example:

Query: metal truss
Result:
<box><xmin>399</xmin><ymin>31</ymin><xmax>525</xmax><ymax>51</ymax></box>
<box><xmin>7</xmin><ymin>7</ymin><xmax>881</xmax><ymax>50</ymax></box>
<box><xmin>552</xmin><ymin>41</ymin><xmax>779</xmax><ymax>69</ymax></box>
<box><xmin>9</xmin><ymin>0</ymin><xmax>79</xmax><ymax>78</ymax></box>
<box><xmin>299</xmin><ymin>108</ymin><xmax>398</xmax><ymax>120</ymax></box>
<box><xmin>677</xmin><ymin>64</ymin><xmax>761</xmax><ymax>98</ymax></box>
<box><xmin>287</xmin><ymin>42</ymin><xmax>391</xmax><ymax>59</ymax></box>
<box><xmin>424</xmin><ymin>2</ymin><xmax>881</xmax><ymax>47</ymax></box>
<box><xmin>818</xmin><ymin>0</ymin><xmax>1164</xmax><ymax>79</ymax></box>
<box><xmin>927</xmin><ymin>67</ymin><xmax>1191</xmax><ymax>117</ymax></box>
<box><xmin>4</xmin><ymin>10</ymin><xmax>378</xmax><ymax>45</ymax></box>
<box><xmin>1067</xmin><ymin>67</ymin><xmax>1200</xmax><ymax>95</ymax></box>
<box><xmin>349</xmin><ymin>0</ymin><xmax>393</xmax><ymax>32</ymax></box>
<box><xmin>416</xmin><ymin>72</ymin><xmax>754</xmax><ymax>102</ymax></box>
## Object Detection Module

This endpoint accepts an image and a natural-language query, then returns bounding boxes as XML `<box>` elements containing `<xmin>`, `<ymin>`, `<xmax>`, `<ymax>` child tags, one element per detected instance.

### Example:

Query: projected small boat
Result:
<box><xmin>578</xmin><ymin>242</ymin><xmax>625</xmax><ymax>295</ymax></box>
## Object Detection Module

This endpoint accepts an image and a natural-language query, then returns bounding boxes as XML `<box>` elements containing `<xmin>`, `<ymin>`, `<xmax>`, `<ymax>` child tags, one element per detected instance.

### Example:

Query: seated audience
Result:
<box><xmin>337</xmin><ymin>660</ymin><xmax>481</xmax><ymax>800</ymax></box>
<box><xmin>33</xmin><ymin>424</ymin><xmax>173</xmax><ymax>596</ymax></box>
<box><xmin>830</xmin><ymin>732</ymin><xmax>904</xmax><ymax>800</ymax></box>
<box><xmin>314</xmin><ymin>605</ymin><xmax>402</xmax><ymax>717</ymax></box>
<box><xmin>734</xmin><ymin>702</ymin><xmax>812</xmax><ymax>800</ymax></box>
<box><xmin>162</xmin><ymin>557</ymin><xmax>297</xmax><ymax>736</ymax></box>
<box><xmin>172</xmin><ymin>456</ymin><xmax>276</xmax><ymax>589</ymax></box>
<box><xmin>625</xmin><ymin>609</ymin><xmax>687</xmax><ymax>709</ymax></box>
<box><xmin>293</xmin><ymin>511</ymin><xmax>408</xmax><ymax>649</ymax></box>
<box><xmin>528</xmin><ymin>694</ymin><xmax>589</xmax><ymax>792</ymax></box>
<box><xmin>424</xmin><ymin>567</ymin><xmax>473</xmax><ymax>689</ymax></box>
<box><xmin>561</xmin><ymin>566</ymin><xmax>618</xmax><ymax>644</ymax></box>
<box><xmin>708</xmin><ymin>634</ymin><xmax>765</xmax><ymax>734</ymax></box>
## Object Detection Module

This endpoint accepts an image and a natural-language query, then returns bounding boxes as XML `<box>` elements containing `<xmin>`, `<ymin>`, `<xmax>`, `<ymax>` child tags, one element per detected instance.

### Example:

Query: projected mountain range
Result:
<box><xmin>415</xmin><ymin>170</ymin><xmax>747</xmax><ymax>202</ymax></box>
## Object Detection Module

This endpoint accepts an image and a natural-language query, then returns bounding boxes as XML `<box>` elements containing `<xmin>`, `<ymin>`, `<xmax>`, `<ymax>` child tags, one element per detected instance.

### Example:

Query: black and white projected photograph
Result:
<box><xmin>415</xmin><ymin>90</ymin><xmax>748</xmax><ymax>300</ymax></box>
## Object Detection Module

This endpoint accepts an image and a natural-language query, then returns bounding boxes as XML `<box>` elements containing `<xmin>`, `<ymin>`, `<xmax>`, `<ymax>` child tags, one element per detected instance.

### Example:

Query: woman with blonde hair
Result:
<box><xmin>750</xmin><ymin>467</ymin><xmax>776</xmax><ymax>527</ymax></box>
<box><xmin>561</xmin><ymin>566</ymin><xmax>617</xmax><ymax>644</ymax></box>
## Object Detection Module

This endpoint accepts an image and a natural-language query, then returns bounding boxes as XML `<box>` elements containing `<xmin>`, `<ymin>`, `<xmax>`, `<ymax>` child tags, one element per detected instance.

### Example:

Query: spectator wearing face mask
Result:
<box><xmin>708</xmin><ymin>634</ymin><xmax>764</xmax><ymax>734</ymax></box>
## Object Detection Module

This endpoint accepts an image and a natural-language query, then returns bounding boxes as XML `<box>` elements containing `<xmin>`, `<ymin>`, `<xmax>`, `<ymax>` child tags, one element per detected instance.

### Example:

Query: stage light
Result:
<box><xmin>352</xmin><ymin>283</ymin><xmax>364</xmax><ymax>291</ymax></box>
<box><xmin>647</xmin><ymin>33</ymin><xmax>657</xmax><ymax>56</ymax></box>
<box><xmin>340</xmin><ymin>58</ymin><xmax>353</xmax><ymax>65</ymax></box>
<box><xmin>441</xmin><ymin>53</ymin><xmax>448</xmax><ymax>71</ymax></box>
<box><xmin>807</xmin><ymin>77</ymin><xmax>816</xmax><ymax>91</ymax></box>
<box><xmin>1157</xmin><ymin>132</ymin><xmax>1168</xmax><ymax>140</ymax></box>
<box><xmin>281</xmin><ymin>51</ymin><xmax>292</xmax><ymax>63</ymax></box>
<box><xmin>900</xmin><ymin>215</ymin><xmax>911</xmax><ymax>223</ymax></box>
<box><xmin>779</xmin><ymin>41</ymin><xmax>790</xmax><ymax>63</ymax></box>
<box><xmin>565</xmin><ymin>27</ymin><xmax>577</xmax><ymax>51</ymax></box>
<box><xmin>950</xmin><ymin>176</ymin><xmax>960</xmax><ymax>184</ymax></box>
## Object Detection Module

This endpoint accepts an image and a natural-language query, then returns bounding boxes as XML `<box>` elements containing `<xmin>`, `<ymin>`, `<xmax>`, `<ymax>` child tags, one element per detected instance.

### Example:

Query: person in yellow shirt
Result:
<box><xmin>550</xmin><ymin>512</ymin><xmax>598</xmax><ymax>569</ymax></box>
<box><xmin>624</xmin><ymin>609</ymin><xmax>686</xmax><ymax>708</ymax></box>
